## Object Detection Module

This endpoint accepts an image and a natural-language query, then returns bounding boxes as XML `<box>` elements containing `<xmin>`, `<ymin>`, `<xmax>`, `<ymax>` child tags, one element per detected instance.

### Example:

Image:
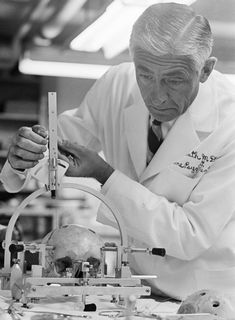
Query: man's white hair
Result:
<box><xmin>129</xmin><ymin>3</ymin><xmax>213</xmax><ymax>68</ymax></box>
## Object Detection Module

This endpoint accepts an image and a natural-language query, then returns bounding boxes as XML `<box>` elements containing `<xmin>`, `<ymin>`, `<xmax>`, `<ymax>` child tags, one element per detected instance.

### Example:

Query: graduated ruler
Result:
<box><xmin>48</xmin><ymin>92</ymin><xmax>58</xmax><ymax>198</ymax></box>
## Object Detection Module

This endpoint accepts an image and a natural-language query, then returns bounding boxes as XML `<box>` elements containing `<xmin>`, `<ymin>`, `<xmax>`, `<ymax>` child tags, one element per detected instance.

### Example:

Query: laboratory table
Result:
<box><xmin>0</xmin><ymin>290</ymin><xmax>227</xmax><ymax>320</ymax></box>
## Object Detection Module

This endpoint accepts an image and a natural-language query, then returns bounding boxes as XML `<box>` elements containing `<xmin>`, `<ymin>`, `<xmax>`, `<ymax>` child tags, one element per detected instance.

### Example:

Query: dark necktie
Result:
<box><xmin>148</xmin><ymin>119</ymin><xmax>162</xmax><ymax>154</ymax></box>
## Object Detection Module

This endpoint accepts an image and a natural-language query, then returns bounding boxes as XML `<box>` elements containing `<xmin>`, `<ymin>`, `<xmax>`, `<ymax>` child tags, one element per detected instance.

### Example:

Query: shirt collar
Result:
<box><xmin>149</xmin><ymin>115</ymin><xmax>176</xmax><ymax>139</ymax></box>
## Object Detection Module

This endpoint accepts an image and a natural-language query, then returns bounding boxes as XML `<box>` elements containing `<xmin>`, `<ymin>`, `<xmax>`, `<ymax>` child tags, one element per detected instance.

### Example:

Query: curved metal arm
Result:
<box><xmin>4</xmin><ymin>183</ymin><xmax>128</xmax><ymax>271</ymax></box>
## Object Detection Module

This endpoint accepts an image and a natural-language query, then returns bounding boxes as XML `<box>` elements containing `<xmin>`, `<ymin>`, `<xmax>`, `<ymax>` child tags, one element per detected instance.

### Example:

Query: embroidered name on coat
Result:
<box><xmin>174</xmin><ymin>151</ymin><xmax>217</xmax><ymax>178</ymax></box>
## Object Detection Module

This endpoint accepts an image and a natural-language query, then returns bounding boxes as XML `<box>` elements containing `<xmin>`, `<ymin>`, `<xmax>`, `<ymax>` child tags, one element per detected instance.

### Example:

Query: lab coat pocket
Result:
<box><xmin>195</xmin><ymin>267</ymin><xmax>235</xmax><ymax>295</ymax></box>
<box><xmin>148</xmin><ymin>167</ymin><xmax>201</xmax><ymax>205</ymax></box>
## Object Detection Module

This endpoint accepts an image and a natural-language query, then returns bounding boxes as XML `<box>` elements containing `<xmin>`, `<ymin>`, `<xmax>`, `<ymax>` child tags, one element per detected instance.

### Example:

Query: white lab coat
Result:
<box><xmin>1</xmin><ymin>63</ymin><xmax>235</xmax><ymax>300</ymax></box>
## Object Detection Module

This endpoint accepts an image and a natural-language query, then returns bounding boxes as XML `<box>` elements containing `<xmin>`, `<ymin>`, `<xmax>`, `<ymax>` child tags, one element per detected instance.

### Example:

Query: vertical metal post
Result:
<box><xmin>48</xmin><ymin>92</ymin><xmax>58</xmax><ymax>198</ymax></box>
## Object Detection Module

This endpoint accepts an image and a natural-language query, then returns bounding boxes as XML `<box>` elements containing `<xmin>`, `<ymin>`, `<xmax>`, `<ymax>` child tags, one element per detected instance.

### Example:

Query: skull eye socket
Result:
<box><xmin>87</xmin><ymin>257</ymin><xmax>101</xmax><ymax>269</ymax></box>
<box><xmin>54</xmin><ymin>256</ymin><xmax>73</xmax><ymax>273</ymax></box>
<box><xmin>212</xmin><ymin>301</ymin><xmax>220</xmax><ymax>308</ymax></box>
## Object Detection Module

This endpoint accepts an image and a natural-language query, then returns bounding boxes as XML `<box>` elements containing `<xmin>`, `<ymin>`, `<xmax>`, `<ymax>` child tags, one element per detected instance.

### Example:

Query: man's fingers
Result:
<box><xmin>58</xmin><ymin>141</ymin><xmax>72</xmax><ymax>157</ymax></box>
<box><xmin>18</xmin><ymin>126</ymin><xmax>48</xmax><ymax>145</ymax></box>
<box><xmin>32</xmin><ymin>125</ymin><xmax>48</xmax><ymax>138</ymax></box>
<box><xmin>58</xmin><ymin>151</ymin><xmax>71</xmax><ymax>164</ymax></box>
<box><xmin>58</xmin><ymin>140</ymin><xmax>80</xmax><ymax>156</ymax></box>
<box><xmin>7</xmin><ymin>126</ymin><xmax>48</xmax><ymax>171</ymax></box>
<box><xmin>58</xmin><ymin>149</ymin><xmax>77</xmax><ymax>169</ymax></box>
<box><xmin>14</xmin><ymin>134</ymin><xmax>47</xmax><ymax>154</ymax></box>
<box><xmin>9</xmin><ymin>155</ymin><xmax>39</xmax><ymax>170</ymax></box>
<box><xmin>12</xmin><ymin>145</ymin><xmax>45</xmax><ymax>161</ymax></box>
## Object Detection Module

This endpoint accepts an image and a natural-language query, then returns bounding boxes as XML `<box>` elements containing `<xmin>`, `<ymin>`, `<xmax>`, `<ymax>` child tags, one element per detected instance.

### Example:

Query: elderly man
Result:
<box><xmin>1</xmin><ymin>3</ymin><xmax>235</xmax><ymax>300</ymax></box>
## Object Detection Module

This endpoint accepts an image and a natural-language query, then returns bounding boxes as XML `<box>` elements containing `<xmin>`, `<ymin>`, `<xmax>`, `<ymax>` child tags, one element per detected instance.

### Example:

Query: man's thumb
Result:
<box><xmin>32</xmin><ymin>125</ymin><xmax>48</xmax><ymax>138</ymax></box>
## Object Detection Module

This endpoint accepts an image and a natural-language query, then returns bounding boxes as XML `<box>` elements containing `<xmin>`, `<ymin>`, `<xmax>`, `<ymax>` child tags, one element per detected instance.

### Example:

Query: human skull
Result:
<box><xmin>177</xmin><ymin>289</ymin><xmax>235</xmax><ymax>318</ymax></box>
<box><xmin>42</xmin><ymin>224</ymin><xmax>104</xmax><ymax>277</ymax></box>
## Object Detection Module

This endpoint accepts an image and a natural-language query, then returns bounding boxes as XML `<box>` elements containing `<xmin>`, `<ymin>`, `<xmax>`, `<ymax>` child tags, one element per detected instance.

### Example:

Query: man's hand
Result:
<box><xmin>8</xmin><ymin>125</ymin><xmax>48</xmax><ymax>171</ymax></box>
<box><xmin>58</xmin><ymin>140</ymin><xmax>114</xmax><ymax>185</ymax></box>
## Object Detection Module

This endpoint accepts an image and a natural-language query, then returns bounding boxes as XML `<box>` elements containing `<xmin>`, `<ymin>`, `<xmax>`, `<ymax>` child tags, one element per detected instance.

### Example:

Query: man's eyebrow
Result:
<box><xmin>137</xmin><ymin>65</ymin><xmax>153</xmax><ymax>73</ymax></box>
<box><xmin>163</xmin><ymin>69</ymin><xmax>189</xmax><ymax>78</ymax></box>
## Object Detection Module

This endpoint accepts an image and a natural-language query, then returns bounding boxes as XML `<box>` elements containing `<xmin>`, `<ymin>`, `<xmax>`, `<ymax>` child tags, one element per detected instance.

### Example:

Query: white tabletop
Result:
<box><xmin>0</xmin><ymin>289</ymin><xmax>180</xmax><ymax>319</ymax></box>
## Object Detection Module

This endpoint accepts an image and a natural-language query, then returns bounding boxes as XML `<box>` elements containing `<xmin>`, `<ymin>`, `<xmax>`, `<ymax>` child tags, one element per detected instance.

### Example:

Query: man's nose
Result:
<box><xmin>151</xmin><ymin>79</ymin><xmax>167</xmax><ymax>104</ymax></box>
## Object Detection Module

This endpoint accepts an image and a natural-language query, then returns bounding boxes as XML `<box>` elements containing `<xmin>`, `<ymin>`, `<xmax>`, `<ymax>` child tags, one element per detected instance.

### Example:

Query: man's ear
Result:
<box><xmin>200</xmin><ymin>57</ymin><xmax>217</xmax><ymax>83</ymax></box>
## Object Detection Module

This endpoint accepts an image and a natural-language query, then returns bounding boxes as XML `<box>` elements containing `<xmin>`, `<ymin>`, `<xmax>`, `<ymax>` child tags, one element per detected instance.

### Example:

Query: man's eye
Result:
<box><xmin>140</xmin><ymin>74</ymin><xmax>153</xmax><ymax>80</ymax></box>
<box><xmin>166</xmin><ymin>79</ymin><xmax>183</xmax><ymax>86</ymax></box>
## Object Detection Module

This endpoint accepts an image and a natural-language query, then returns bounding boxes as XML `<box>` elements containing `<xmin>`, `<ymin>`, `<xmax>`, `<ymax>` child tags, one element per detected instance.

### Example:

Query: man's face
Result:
<box><xmin>133</xmin><ymin>47</ymin><xmax>202</xmax><ymax>122</ymax></box>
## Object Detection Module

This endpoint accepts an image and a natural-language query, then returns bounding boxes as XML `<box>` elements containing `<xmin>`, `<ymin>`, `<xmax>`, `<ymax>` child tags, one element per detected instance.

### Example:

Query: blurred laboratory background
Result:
<box><xmin>0</xmin><ymin>0</ymin><xmax>234</xmax><ymax>252</ymax></box>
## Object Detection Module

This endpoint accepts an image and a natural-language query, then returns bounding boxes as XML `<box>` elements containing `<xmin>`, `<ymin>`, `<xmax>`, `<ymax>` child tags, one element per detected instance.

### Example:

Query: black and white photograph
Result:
<box><xmin>0</xmin><ymin>0</ymin><xmax>235</xmax><ymax>319</ymax></box>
